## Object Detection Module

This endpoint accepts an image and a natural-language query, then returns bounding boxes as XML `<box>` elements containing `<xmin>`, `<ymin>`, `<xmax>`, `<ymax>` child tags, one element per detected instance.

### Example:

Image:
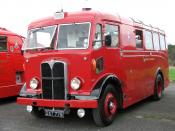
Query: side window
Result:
<box><xmin>153</xmin><ymin>32</ymin><xmax>160</xmax><ymax>50</ymax></box>
<box><xmin>93</xmin><ymin>24</ymin><xmax>102</xmax><ymax>49</ymax></box>
<box><xmin>144</xmin><ymin>30</ymin><xmax>153</xmax><ymax>50</ymax></box>
<box><xmin>135</xmin><ymin>30</ymin><xmax>143</xmax><ymax>48</ymax></box>
<box><xmin>160</xmin><ymin>34</ymin><xmax>166</xmax><ymax>50</ymax></box>
<box><xmin>0</xmin><ymin>36</ymin><xmax>7</xmax><ymax>52</ymax></box>
<box><xmin>105</xmin><ymin>24</ymin><xmax>119</xmax><ymax>47</ymax></box>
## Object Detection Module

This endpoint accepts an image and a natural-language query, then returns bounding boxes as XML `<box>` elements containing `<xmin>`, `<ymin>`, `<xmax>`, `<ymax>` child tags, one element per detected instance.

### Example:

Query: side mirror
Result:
<box><xmin>105</xmin><ymin>34</ymin><xmax>112</xmax><ymax>46</ymax></box>
<box><xmin>21</xmin><ymin>50</ymin><xmax>24</xmax><ymax>55</ymax></box>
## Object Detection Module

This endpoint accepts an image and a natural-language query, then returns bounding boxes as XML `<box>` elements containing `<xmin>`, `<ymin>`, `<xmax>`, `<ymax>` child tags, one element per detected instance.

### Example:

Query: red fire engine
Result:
<box><xmin>0</xmin><ymin>27</ymin><xmax>24</xmax><ymax>98</ymax></box>
<box><xmin>17</xmin><ymin>9</ymin><xmax>169</xmax><ymax>126</ymax></box>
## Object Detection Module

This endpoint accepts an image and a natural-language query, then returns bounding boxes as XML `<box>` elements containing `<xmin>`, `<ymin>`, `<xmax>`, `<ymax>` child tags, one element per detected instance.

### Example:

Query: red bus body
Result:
<box><xmin>0</xmin><ymin>28</ymin><xmax>24</xmax><ymax>98</ymax></box>
<box><xmin>17</xmin><ymin>10</ymin><xmax>169</xmax><ymax>126</ymax></box>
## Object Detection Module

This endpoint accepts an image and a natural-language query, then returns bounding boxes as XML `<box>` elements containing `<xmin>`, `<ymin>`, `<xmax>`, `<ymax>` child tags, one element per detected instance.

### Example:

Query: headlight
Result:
<box><xmin>71</xmin><ymin>77</ymin><xmax>81</xmax><ymax>90</ymax></box>
<box><xmin>30</xmin><ymin>77</ymin><xmax>39</xmax><ymax>90</ymax></box>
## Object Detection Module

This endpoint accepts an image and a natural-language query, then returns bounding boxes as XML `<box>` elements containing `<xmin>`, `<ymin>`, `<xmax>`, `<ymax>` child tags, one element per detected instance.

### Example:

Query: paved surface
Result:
<box><xmin>0</xmin><ymin>83</ymin><xmax>175</xmax><ymax>131</ymax></box>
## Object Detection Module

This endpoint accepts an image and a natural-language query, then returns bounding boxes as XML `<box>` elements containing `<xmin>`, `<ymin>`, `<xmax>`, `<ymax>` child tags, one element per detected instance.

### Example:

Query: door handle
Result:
<box><xmin>143</xmin><ymin>57</ymin><xmax>146</xmax><ymax>62</ymax></box>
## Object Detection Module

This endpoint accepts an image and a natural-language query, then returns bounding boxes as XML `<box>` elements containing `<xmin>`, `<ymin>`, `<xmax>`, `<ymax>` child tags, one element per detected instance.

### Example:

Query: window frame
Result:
<box><xmin>144</xmin><ymin>30</ymin><xmax>154</xmax><ymax>50</ymax></box>
<box><xmin>93</xmin><ymin>23</ymin><xmax>103</xmax><ymax>50</ymax></box>
<box><xmin>0</xmin><ymin>35</ymin><xmax>8</xmax><ymax>52</ymax></box>
<box><xmin>159</xmin><ymin>34</ymin><xmax>166</xmax><ymax>51</ymax></box>
<box><xmin>152</xmin><ymin>32</ymin><xmax>160</xmax><ymax>51</ymax></box>
<box><xmin>56</xmin><ymin>22</ymin><xmax>91</xmax><ymax>50</ymax></box>
<box><xmin>104</xmin><ymin>23</ymin><xmax>120</xmax><ymax>48</ymax></box>
<box><xmin>135</xmin><ymin>29</ymin><xmax>144</xmax><ymax>49</ymax></box>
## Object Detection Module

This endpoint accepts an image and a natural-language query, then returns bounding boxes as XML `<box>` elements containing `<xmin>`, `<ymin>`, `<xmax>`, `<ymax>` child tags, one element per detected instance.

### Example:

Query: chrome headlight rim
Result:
<box><xmin>30</xmin><ymin>77</ymin><xmax>39</xmax><ymax>90</ymax></box>
<box><xmin>71</xmin><ymin>77</ymin><xmax>81</xmax><ymax>90</ymax></box>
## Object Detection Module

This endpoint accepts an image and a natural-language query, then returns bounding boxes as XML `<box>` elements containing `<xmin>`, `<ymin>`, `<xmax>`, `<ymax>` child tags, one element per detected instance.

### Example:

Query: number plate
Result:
<box><xmin>45</xmin><ymin>109</ymin><xmax>64</xmax><ymax>118</ymax></box>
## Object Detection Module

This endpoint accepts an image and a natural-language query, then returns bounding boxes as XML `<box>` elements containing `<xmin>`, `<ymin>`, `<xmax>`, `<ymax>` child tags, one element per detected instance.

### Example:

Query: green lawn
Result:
<box><xmin>169</xmin><ymin>67</ymin><xmax>175</xmax><ymax>81</ymax></box>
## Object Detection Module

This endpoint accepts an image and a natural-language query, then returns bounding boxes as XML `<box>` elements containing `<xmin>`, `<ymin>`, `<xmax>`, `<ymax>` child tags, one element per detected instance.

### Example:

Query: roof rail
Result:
<box><xmin>130</xmin><ymin>17</ymin><xmax>165</xmax><ymax>33</ymax></box>
<box><xmin>0</xmin><ymin>27</ymin><xmax>8</xmax><ymax>31</ymax></box>
<box><xmin>130</xmin><ymin>17</ymin><xmax>144</xmax><ymax>24</ymax></box>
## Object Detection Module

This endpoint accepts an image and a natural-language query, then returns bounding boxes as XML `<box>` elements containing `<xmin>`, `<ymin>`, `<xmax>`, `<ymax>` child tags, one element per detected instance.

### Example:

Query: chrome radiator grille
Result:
<box><xmin>41</xmin><ymin>61</ymin><xmax>66</xmax><ymax>100</ymax></box>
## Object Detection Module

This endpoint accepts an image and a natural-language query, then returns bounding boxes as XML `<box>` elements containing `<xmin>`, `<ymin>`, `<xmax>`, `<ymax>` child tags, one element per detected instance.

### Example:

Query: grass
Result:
<box><xmin>169</xmin><ymin>67</ymin><xmax>175</xmax><ymax>81</ymax></box>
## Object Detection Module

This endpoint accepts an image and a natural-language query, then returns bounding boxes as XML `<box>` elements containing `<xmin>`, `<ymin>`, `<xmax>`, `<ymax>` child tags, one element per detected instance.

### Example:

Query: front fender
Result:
<box><xmin>19</xmin><ymin>83</ymin><xmax>38</xmax><ymax>97</ymax></box>
<box><xmin>90</xmin><ymin>74</ymin><xmax>121</xmax><ymax>99</ymax></box>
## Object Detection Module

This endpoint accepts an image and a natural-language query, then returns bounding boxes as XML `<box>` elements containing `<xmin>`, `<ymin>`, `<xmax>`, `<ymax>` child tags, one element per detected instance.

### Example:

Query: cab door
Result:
<box><xmin>91</xmin><ymin>23</ymin><xmax>105</xmax><ymax>81</ymax></box>
<box><xmin>0</xmin><ymin>36</ymin><xmax>13</xmax><ymax>87</ymax></box>
<box><xmin>103</xmin><ymin>23</ymin><xmax>121</xmax><ymax>76</ymax></box>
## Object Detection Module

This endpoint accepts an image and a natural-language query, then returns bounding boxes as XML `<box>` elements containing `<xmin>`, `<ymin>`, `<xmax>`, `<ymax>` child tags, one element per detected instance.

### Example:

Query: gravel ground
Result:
<box><xmin>0</xmin><ymin>82</ymin><xmax>175</xmax><ymax>131</ymax></box>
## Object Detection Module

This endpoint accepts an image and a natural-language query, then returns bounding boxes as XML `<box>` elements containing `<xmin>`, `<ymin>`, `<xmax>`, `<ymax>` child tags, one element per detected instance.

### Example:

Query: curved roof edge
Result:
<box><xmin>28</xmin><ymin>10</ymin><xmax>165</xmax><ymax>34</ymax></box>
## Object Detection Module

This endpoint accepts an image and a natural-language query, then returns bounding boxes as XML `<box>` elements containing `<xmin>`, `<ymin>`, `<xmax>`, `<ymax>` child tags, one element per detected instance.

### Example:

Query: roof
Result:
<box><xmin>28</xmin><ymin>9</ymin><xmax>165</xmax><ymax>34</ymax></box>
<box><xmin>0</xmin><ymin>27</ymin><xmax>24</xmax><ymax>37</ymax></box>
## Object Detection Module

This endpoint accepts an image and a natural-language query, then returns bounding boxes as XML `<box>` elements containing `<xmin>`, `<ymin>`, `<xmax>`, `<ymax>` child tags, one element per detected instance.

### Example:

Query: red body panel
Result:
<box><xmin>0</xmin><ymin>28</ymin><xmax>24</xmax><ymax>98</ymax></box>
<box><xmin>18</xmin><ymin>98</ymin><xmax>98</xmax><ymax>108</ymax></box>
<box><xmin>17</xmin><ymin>10</ymin><xmax>169</xmax><ymax>109</ymax></box>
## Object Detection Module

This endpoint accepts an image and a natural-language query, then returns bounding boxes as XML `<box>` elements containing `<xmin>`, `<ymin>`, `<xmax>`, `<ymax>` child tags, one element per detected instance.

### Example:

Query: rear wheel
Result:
<box><xmin>153</xmin><ymin>74</ymin><xmax>164</xmax><ymax>100</ymax></box>
<box><xmin>92</xmin><ymin>84</ymin><xmax>118</xmax><ymax>126</ymax></box>
<box><xmin>31</xmin><ymin>106</ymin><xmax>45</xmax><ymax>118</ymax></box>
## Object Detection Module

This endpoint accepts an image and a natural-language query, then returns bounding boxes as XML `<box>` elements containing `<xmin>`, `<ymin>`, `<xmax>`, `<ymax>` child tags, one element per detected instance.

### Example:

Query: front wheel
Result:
<box><xmin>92</xmin><ymin>84</ymin><xmax>118</xmax><ymax>126</ymax></box>
<box><xmin>153</xmin><ymin>74</ymin><xmax>164</xmax><ymax>100</ymax></box>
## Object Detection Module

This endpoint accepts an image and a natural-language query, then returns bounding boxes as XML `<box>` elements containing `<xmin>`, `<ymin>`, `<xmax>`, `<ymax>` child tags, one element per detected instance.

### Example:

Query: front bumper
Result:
<box><xmin>17</xmin><ymin>97</ymin><xmax>98</xmax><ymax>108</ymax></box>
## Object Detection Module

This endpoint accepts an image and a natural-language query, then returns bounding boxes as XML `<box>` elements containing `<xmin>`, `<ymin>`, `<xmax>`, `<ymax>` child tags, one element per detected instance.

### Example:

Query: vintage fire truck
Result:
<box><xmin>17</xmin><ymin>9</ymin><xmax>169</xmax><ymax>126</ymax></box>
<box><xmin>0</xmin><ymin>27</ymin><xmax>24</xmax><ymax>98</ymax></box>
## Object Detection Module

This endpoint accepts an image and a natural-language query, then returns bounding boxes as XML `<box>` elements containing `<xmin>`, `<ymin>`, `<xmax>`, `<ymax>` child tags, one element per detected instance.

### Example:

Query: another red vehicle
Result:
<box><xmin>17</xmin><ymin>9</ymin><xmax>169</xmax><ymax>126</ymax></box>
<box><xmin>0</xmin><ymin>27</ymin><xmax>24</xmax><ymax>98</ymax></box>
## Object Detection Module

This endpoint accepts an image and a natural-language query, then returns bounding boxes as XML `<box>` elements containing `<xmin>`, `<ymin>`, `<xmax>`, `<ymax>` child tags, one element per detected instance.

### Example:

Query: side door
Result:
<box><xmin>120</xmin><ymin>27</ymin><xmax>146</xmax><ymax>105</ymax></box>
<box><xmin>133</xmin><ymin>29</ymin><xmax>149</xmax><ymax>100</ymax></box>
<box><xmin>143</xmin><ymin>30</ymin><xmax>155</xmax><ymax>96</ymax></box>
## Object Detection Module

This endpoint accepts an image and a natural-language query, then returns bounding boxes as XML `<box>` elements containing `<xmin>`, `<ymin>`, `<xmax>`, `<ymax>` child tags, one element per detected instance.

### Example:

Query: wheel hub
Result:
<box><xmin>104</xmin><ymin>93</ymin><xmax>117</xmax><ymax>118</ymax></box>
<box><xmin>109</xmin><ymin>101</ymin><xmax>114</xmax><ymax>110</ymax></box>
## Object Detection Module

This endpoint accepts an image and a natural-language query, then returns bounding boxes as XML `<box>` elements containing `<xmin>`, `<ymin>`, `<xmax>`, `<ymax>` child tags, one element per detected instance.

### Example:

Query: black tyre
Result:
<box><xmin>31</xmin><ymin>106</ymin><xmax>45</xmax><ymax>118</ymax></box>
<box><xmin>153</xmin><ymin>74</ymin><xmax>164</xmax><ymax>100</ymax></box>
<box><xmin>92</xmin><ymin>84</ymin><xmax>118</xmax><ymax>126</ymax></box>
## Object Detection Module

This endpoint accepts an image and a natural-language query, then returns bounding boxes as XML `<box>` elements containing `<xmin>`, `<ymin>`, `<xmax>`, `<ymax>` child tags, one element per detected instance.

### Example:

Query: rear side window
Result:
<box><xmin>0</xmin><ymin>36</ymin><xmax>7</xmax><ymax>52</ymax></box>
<box><xmin>105</xmin><ymin>24</ymin><xmax>119</xmax><ymax>47</ymax></box>
<box><xmin>144</xmin><ymin>31</ymin><xmax>153</xmax><ymax>50</ymax></box>
<box><xmin>135</xmin><ymin>30</ymin><xmax>143</xmax><ymax>48</ymax></box>
<box><xmin>160</xmin><ymin>34</ymin><xmax>166</xmax><ymax>50</ymax></box>
<box><xmin>153</xmin><ymin>32</ymin><xmax>160</xmax><ymax>50</ymax></box>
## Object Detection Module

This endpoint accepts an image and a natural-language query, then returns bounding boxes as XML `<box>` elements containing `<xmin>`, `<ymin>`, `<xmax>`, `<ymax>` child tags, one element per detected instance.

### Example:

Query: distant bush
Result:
<box><xmin>169</xmin><ymin>67</ymin><xmax>175</xmax><ymax>81</ymax></box>
<box><xmin>168</xmin><ymin>44</ymin><xmax>175</xmax><ymax>66</ymax></box>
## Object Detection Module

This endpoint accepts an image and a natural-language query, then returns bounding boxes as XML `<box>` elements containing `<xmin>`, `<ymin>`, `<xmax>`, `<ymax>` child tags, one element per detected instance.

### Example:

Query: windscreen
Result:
<box><xmin>23</xmin><ymin>26</ymin><xmax>57</xmax><ymax>50</ymax></box>
<box><xmin>57</xmin><ymin>23</ymin><xmax>90</xmax><ymax>49</ymax></box>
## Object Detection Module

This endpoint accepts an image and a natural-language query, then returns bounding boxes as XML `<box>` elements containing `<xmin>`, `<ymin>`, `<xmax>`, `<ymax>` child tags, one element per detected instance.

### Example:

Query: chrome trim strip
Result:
<box><xmin>120</xmin><ymin>50</ymin><xmax>167</xmax><ymax>53</ymax></box>
<box><xmin>64</xmin><ymin>62</ymin><xmax>68</xmax><ymax>100</ymax></box>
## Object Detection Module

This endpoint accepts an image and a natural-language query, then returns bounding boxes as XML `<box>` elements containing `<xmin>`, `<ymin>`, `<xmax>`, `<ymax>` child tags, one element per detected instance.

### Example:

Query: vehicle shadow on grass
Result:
<box><xmin>0</xmin><ymin>96</ymin><xmax>17</xmax><ymax>105</ymax></box>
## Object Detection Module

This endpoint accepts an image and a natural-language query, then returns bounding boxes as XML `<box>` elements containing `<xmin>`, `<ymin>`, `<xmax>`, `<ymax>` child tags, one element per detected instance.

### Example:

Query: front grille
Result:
<box><xmin>41</xmin><ymin>61</ymin><xmax>66</xmax><ymax>100</ymax></box>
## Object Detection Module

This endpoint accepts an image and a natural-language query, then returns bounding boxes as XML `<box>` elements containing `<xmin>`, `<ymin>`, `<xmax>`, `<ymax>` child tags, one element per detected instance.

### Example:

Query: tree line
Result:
<box><xmin>168</xmin><ymin>44</ymin><xmax>175</xmax><ymax>66</ymax></box>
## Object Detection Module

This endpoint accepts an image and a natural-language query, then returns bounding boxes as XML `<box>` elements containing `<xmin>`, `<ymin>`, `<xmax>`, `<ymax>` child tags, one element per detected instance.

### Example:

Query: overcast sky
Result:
<box><xmin>0</xmin><ymin>0</ymin><xmax>174</xmax><ymax>44</ymax></box>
